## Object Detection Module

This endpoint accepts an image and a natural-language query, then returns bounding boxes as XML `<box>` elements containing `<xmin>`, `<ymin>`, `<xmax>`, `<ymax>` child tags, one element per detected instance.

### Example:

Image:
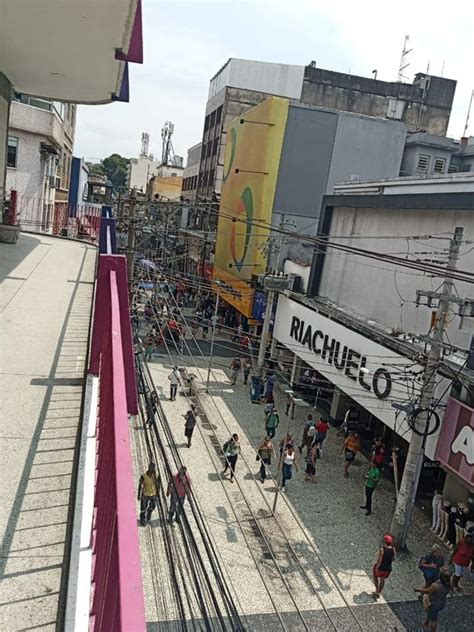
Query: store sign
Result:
<box><xmin>436</xmin><ymin>397</ymin><xmax>474</xmax><ymax>485</ymax></box>
<box><xmin>274</xmin><ymin>297</ymin><xmax>446</xmax><ymax>459</ymax></box>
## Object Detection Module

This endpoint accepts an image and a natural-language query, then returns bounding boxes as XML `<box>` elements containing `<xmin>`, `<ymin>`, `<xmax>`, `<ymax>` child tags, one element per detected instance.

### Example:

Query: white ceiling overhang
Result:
<box><xmin>0</xmin><ymin>0</ymin><xmax>143</xmax><ymax>104</ymax></box>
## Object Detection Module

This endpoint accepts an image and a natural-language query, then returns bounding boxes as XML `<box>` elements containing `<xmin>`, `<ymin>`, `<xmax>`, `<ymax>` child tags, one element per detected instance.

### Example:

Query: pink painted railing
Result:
<box><xmin>89</xmin><ymin>255</ymin><xmax>144</xmax><ymax>632</ymax></box>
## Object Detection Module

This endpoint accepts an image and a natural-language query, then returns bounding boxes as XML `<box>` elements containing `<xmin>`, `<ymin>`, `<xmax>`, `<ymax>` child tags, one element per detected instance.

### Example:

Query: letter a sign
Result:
<box><xmin>451</xmin><ymin>426</ymin><xmax>474</xmax><ymax>465</ymax></box>
<box><xmin>436</xmin><ymin>397</ymin><xmax>474</xmax><ymax>486</ymax></box>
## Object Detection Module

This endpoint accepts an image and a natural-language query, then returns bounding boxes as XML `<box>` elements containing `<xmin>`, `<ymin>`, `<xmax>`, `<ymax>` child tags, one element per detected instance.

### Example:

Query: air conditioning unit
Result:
<box><xmin>287</xmin><ymin>273</ymin><xmax>303</xmax><ymax>293</ymax></box>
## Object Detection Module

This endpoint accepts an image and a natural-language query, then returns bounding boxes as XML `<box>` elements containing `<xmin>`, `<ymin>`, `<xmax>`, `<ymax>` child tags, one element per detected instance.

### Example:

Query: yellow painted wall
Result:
<box><xmin>214</xmin><ymin>97</ymin><xmax>289</xmax><ymax>282</ymax></box>
<box><xmin>149</xmin><ymin>176</ymin><xmax>183</xmax><ymax>201</ymax></box>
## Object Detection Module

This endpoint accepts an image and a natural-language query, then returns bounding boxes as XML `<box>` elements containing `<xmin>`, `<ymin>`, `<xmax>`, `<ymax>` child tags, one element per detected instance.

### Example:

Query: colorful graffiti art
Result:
<box><xmin>214</xmin><ymin>97</ymin><xmax>289</xmax><ymax>293</ymax></box>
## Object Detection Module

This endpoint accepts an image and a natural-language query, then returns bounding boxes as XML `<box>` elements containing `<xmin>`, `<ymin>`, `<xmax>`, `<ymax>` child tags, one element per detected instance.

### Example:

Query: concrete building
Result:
<box><xmin>285</xmin><ymin>177</ymin><xmax>474</xmax><ymax>504</ymax></box>
<box><xmin>301</xmin><ymin>66</ymin><xmax>456</xmax><ymax>136</ymax></box>
<box><xmin>212</xmin><ymin>96</ymin><xmax>406</xmax><ymax>319</ymax></box>
<box><xmin>6</xmin><ymin>97</ymin><xmax>76</xmax><ymax>230</ymax></box>
<box><xmin>196</xmin><ymin>58</ymin><xmax>456</xmax><ymax>207</ymax></box>
<box><xmin>147</xmin><ymin>174</ymin><xmax>183</xmax><ymax>201</ymax></box>
<box><xmin>127</xmin><ymin>154</ymin><xmax>162</xmax><ymax>192</ymax></box>
<box><xmin>182</xmin><ymin>142</ymin><xmax>202</xmax><ymax>201</ymax></box>
<box><xmin>400</xmin><ymin>131</ymin><xmax>459</xmax><ymax>176</ymax></box>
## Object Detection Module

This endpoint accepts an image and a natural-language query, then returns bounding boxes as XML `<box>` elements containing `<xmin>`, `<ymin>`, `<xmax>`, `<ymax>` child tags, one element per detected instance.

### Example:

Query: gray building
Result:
<box><xmin>269</xmin><ymin>104</ymin><xmax>406</xmax><ymax>268</ymax></box>
<box><xmin>400</xmin><ymin>132</ymin><xmax>459</xmax><ymax>176</ymax></box>
<box><xmin>182</xmin><ymin>142</ymin><xmax>202</xmax><ymax>202</ymax></box>
<box><xmin>196</xmin><ymin>59</ymin><xmax>457</xmax><ymax>209</ymax></box>
<box><xmin>301</xmin><ymin>67</ymin><xmax>456</xmax><ymax>136</ymax></box>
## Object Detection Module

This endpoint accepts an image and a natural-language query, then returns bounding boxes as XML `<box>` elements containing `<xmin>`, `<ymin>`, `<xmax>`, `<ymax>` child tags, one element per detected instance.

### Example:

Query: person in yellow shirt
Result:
<box><xmin>342</xmin><ymin>432</ymin><xmax>361</xmax><ymax>478</ymax></box>
<box><xmin>138</xmin><ymin>462</ymin><xmax>160</xmax><ymax>526</ymax></box>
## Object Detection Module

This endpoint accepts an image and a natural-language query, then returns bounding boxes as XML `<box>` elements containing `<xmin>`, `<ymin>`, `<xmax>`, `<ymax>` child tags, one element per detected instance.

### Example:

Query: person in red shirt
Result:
<box><xmin>371</xmin><ymin>437</ymin><xmax>385</xmax><ymax>468</ymax></box>
<box><xmin>315</xmin><ymin>418</ymin><xmax>330</xmax><ymax>456</ymax></box>
<box><xmin>451</xmin><ymin>533</ymin><xmax>474</xmax><ymax>591</ymax></box>
<box><xmin>167</xmin><ymin>466</ymin><xmax>191</xmax><ymax>522</ymax></box>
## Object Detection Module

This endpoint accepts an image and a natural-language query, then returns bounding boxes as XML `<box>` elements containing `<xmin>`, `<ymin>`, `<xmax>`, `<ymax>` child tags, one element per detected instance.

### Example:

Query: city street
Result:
<box><xmin>130</xmin><ymin>347</ymin><xmax>474</xmax><ymax>631</ymax></box>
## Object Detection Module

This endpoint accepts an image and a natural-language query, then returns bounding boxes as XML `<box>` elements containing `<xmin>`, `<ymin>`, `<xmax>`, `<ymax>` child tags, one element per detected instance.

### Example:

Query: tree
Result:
<box><xmin>86</xmin><ymin>154</ymin><xmax>129</xmax><ymax>190</ymax></box>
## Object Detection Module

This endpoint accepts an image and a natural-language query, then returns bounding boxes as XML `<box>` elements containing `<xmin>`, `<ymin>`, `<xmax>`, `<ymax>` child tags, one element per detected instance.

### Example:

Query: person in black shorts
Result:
<box><xmin>183</xmin><ymin>404</ymin><xmax>197</xmax><ymax>448</ymax></box>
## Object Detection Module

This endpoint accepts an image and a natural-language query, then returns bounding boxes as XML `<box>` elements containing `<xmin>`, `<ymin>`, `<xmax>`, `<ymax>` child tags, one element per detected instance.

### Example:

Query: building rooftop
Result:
<box><xmin>0</xmin><ymin>234</ymin><xmax>96</xmax><ymax>629</ymax></box>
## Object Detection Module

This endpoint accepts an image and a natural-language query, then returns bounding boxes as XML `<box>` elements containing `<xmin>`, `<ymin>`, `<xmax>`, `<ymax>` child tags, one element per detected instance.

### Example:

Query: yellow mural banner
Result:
<box><xmin>213</xmin><ymin>97</ymin><xmax>289</xmax><ymax>287</ymax></box>
<box><xmin>212</xmin><ymin>268</ymin><xmax>254</xmax><ymax>317</ymax></box>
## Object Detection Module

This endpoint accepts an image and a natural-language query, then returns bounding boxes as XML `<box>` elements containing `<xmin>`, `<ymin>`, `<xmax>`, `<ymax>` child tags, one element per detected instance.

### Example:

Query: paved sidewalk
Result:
<box><xmin>137</xmin><ymin>351</ymin><xmax>473</xmax><ymax>631</ymax></box>
<box><xmin>0</xmin><ymin>234</ymin><xmax>96</xmax><ymax>631</ymax></box>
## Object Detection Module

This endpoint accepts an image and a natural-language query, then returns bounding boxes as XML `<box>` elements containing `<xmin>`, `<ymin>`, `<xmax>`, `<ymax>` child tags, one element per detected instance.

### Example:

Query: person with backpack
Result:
<box><xmin>265</xmin><ymin>408</ymin><xmax>280</xmax><ymax>439</ymax></box>
<box><xmin>183</xmin><ymin>404</ymin><xmax>198</xmax><ymax>448</ymax></box>
<box><xmin>222</xmin><ymin>434</ymin><xmax>241</xmax><ymax>483</ymax></box>
<box><xmin>229</xmin><ymin>357</ymin><xmax>242</xmax><ymax>385</ymax></box>
<box><xmin>298</xmin><ymin>414</ymin><xmax>315</xmax><ymax>454</ymax></box>
<box><xmin>304</xmin><ymin>444</ymin><xmax>318</xmax><ymax>483</ymax></box>
<box><xmin>256</xmin><ymin>436</ymin><xmax>276</xmax><ymax>483</ymax></box>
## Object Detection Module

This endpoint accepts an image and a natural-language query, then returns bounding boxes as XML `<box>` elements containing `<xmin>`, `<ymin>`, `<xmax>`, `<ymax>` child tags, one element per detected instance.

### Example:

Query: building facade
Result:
<box><xmin>182</xmin><ymin>142</ymin><xmax>202</xmax><ymax>202</ymax></box>
<box><xmin>301</xmin><ymin>67</ymin><xmax>456</xmax><ymax>136</ymax></box>
<box><xmin>212</xmin><ymin>97</ymin><xmax>407</xmax><ymax>318</ymax></box>
<box><xmin>196</xmin><ymin>58</ymin><xmax>456</xmax><ymax>207</ymax></box>
<box><xmin>294</xmin><ymin>179</ymin><xmax>474</xmax><ymax>504</ymax></box>
<box><xmin>6</xmin><ymin>97</ymin><xmax>76</xmax><ymax>230</ymax></box>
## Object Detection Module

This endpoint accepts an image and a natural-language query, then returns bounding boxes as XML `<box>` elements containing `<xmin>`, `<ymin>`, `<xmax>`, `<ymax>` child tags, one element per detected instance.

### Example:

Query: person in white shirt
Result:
<box><xmin>168</xmin><ymin>368</ymin><xmax>179</xmax><ymax>401</ymax></box>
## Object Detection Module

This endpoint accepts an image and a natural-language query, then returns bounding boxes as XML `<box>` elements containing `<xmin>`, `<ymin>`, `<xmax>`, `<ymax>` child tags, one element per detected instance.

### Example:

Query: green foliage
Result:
<box><xmin>86</xmin><ymin>154</ymin><xmax>130</xmax><ymax>189</ymax></box>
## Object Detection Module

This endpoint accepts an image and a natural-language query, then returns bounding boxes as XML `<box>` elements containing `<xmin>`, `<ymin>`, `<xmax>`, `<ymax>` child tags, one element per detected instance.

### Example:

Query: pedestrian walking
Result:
<box><xmin>183</xmin><ymin>404</ymin><xmax>197</xmax><ymax>448</ymax></box>
<box><xmin>450</xmin><ymin>533</ymin><xmax>474</xmax><ymax>591</ymax></box>
<box><xmin>263</xmin><ymin>370</ymin><xmax>276</xmax><ymax>399</ymax></box>
<box><xmin>360</xmin><ymin>461</ymin><xmax>381</xmax><ymax>515</ymax></box>
<box><xmin>167</xmin><ymin>466</ymin><xmax>191</xmax><ymax>522</ymax></box>
<box><xmin>414</xmin><ymin>568</ymin><xmax>451</xmax><ymax>632</ymax></box>
<box><xmin>304</xmin><ymin>445</ymin><xmax>318</xmax><ymax>483</ymax></box>
<box><xmin>342</xmin><ymin>432</ymin><xmax>361</xmax><ymax>477</ymax></box>
<box><xmin>372</xmin><ymin>534</ymin><xmax>396</xmax><ymax>599</ymax></box>
<box><xmin>168</xmin><ymin>367</ymin><xmax>179</xmax><ymax>401</ymax></box>
<box><xmin>371</xmin><ymin>436</ymin><xmax>386</xmax><ymax>468</ymax></box>
<box><xmin>144</xmin><ymin>331</ymin><xmax>155</xmax><ymax>362</ymax></box>
<box><xmin>256</xmin><ymin>436</ymin><xmax>276</xmax><ymax>483</ymax></box>
<box><xmin>285</xmin><ymin>392</ymin><xmax>295</xmax><ymax>418</ymax></box>
<box><xmin>315</xmin><ymin>418</ymin><xmax>330</xmax><ymax>456</ymax></box>
<box><xmin>265</xmin><ymin>408</ymin><xmax>280</xmax><ymax>439</ymax></box>
<box><xmin>229</xmin><ymin>357</ymin><xmax>242</xmax><ymax>385</ymax></box>
<box><xmin>222</xmin><ymin>433</ymin><xmax>241</xmax><ymax>483</ymax></box>
<box><xmin>243</xmin><ymin>359</ymin><xmax>252</xmax><ymax>385</ymax></box>
<box><xmin>298</xmin><ymin>414</ymin><xmax>315</xmax><ymax>453</ymax></box>
<box><xmin>418</xmin><ymin>545</ymin><xmax>445</xmax><ymax>588</ymax></box>
<box><xmin>280</xmin><ymin>445</ymin><xmax>298</xmax><ymax>492</ymax></box>
<box><xmin>137</xmin><ymin>462</ymin><xmax>159</xmax><ymax>526</ymax></box>
<box><xmin>278</xmin><ymin>432</ymin><xmax>295</xmax><ymax>454</ymax></box>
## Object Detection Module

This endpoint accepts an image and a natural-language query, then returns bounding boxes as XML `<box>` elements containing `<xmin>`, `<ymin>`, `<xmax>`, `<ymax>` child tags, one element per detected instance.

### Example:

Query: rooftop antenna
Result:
<box><xmin>140</xmin><ymin>132</ymin><xmax>149</xmax><ymax>157</ymax></box>
<box><xmin>161</xmin><ymin>121</ymin><xmax>175</xmax><ymax>165</ymax></box>
<box><xmin>397</xmin><ymin>34</ymin><xmax>412</xmax><ymax>83</ymax></box>
<box><xmin>463</xmin><ymin>89</ymin><xmax>474</xmax><ymax>137</ymax></box>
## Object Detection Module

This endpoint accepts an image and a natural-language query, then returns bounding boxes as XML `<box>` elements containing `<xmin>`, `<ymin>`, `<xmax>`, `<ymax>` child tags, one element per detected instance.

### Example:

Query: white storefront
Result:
<box><xmin>274</xmin><ymin>296</ymin><xmax>448</xmax><ymax>460</ymax></box>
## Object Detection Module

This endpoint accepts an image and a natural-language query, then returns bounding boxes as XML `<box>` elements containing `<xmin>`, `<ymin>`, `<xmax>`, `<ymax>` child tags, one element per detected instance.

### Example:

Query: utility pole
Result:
<box><xmin>206</xmin><ymin>280</ymin><xmax>220</xmax><ymax>390</ymax></box>
<box><xmin>257</xmin><ymin>290</ymin><xmax>275</xmax><ymax>370</ymax></box>
<box><xmin>390</xmin><ymin>227</ymin><xmax>463</xmax><ymax>548</ymax></box>
<box><xmin>126</xmin><ymin>192</ymin><xmax>137</xmax><ymax>287</ymax></box>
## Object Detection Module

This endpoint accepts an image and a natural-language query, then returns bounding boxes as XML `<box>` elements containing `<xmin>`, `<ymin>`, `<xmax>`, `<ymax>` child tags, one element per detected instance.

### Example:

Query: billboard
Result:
<box><xmin>435</xmin><ymin>397</ymin><xmax>473</xmax><ymax>486</ymax></box>
<box><xmin>213</xmin><ymin>97</ymin><xmax>289</xmax><ymax>312</ymax></box>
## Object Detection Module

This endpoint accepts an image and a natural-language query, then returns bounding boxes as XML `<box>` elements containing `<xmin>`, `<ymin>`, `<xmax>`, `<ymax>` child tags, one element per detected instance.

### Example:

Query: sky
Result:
<box><xmin>74</xmin><ymin>0</ymin><xmax>474</xmax><ymax>162</ymax></box>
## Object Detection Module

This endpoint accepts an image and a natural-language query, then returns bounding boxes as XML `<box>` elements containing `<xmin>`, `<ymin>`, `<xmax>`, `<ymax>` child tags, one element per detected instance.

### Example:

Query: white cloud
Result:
<box><xmin>74</xmin><ymin>0</ymin><xmax>474</xmax><ymax>161</ymax></box>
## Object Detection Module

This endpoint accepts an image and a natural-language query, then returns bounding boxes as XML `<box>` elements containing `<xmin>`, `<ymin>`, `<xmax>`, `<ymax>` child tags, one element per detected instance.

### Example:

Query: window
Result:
<box><xmin>448</xmin><ymin>163</ymin><xmax>458</xmax><ymax>173</ymax></box>
<box><xmin>7</xmin><ymin>136</ymin><xmax>18</xmax><ymax>168</ymax></box>
<box><xmin>433</xmin><ymin>157</ymin><xmax>446</xmax><ymax>174</ymax></box>
<box><xmin>387</xmin><ymin>98</ymin><xmax>404</xmax><ymax>120</ymax></box>
<box><xmin>416</xmin><ymin>154</ymin><xmax>430</xmax><ymax>173</ymax></box>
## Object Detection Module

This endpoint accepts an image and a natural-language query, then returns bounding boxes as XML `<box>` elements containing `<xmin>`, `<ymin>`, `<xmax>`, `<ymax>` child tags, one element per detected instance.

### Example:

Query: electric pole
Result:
<box><xmin>257</xmin><ymin>289</ymin><xmax>275</xmax><ymax>370</ymax></box>
<box><xmin>390</xmin><ymin>226</ymin><xmax>463</xmax><ymax>548</ymax></box>
<box><xmin>126</xmin><ymin>192</ymin><xmax>137</xmax><ymax>286</ymax></box>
